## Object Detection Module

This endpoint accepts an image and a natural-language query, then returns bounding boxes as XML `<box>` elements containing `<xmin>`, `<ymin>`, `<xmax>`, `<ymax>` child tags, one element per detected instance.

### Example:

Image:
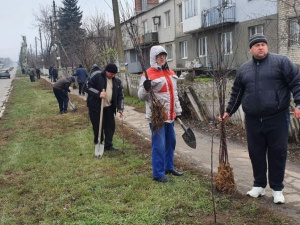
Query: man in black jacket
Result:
<box><xmin>220</xmin><ymin>34</ymin><xmax>300</xmax><ymax>204</ymax></box>
<box><xmin>85</xmin><ymin>63</ymin><xmax>124</xmax><ymax>151</ymax></box>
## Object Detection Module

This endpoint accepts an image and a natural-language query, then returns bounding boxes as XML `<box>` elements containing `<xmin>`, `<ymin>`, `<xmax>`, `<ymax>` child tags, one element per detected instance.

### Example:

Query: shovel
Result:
<box><xmin>69</xmin><ymin>100</ymin><xmax>76</xmax><ymax>111</ymax></box>
<box><xmin>177</xmin><ymin>118</ymin><xmax>196</xmax><ymax>149</ymax></box>
<box><xmin>68</xmin><ymin>94</ymin><xmax>76</xmax><ymax>111</ymax></box>
<box><xmin>95</xmin><ymin>89</ymin><xmax>105</xmax><ymax>158</ymax></box>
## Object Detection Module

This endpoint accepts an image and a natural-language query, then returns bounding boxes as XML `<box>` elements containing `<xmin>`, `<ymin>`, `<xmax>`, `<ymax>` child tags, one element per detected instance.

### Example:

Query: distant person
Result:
<box><xmin>138</xmin><ymin>45</ymin><xmax>183</xmax><ymax>183</ymax></box>
<box><xmin>219</xmin><ymin>34</ymin><xmax>300</xmax><ymax>204</ymax></box>
<box><xmin>89</xmin><ymin>64</ymin><xmax>102</xmax><ymax>79</ymax></box>
<box><xmin>85</xmin><ymin>63</ymin><xmax>124</xmax><ymax>151</ymax></box>
<box><xmin>52</xmin><ymin>66</ymin><xmax>58</xmax><ymax>82</ymax></box>
<box><xmin>73</xmin><ymin>64</ymin><xmax>88</xmax><ymax>95</ymax></box>
<box><xmin>83</xmin><ymin>64</ymin><xmax>102</xmax><ymax>95</ymax></box>
<box><xmin>29</xmin><ymin>68</ymin><xmax>36</xmax><ymax>82</ymax></box>
<box><xmin>49</xmin><ymin>65</ymin><xmax>54</xmax><ymax>81</ymax></box>
<box><xmin>36</xmin><ymin>67</ymin><xmax>41</xmax><ymax>79</ymax></box>
<box><xmin>53</xmin><ymin>76</ymin><xmax>75</xmax><ymax>114</ymax></box>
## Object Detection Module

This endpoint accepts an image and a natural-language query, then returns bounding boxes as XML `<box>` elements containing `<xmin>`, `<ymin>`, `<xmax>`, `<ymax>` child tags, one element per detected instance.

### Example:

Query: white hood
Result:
<box><xmin>150</xmin><ymin>45</ymin><xmax>168</xmax><ymax>70</ymax></box>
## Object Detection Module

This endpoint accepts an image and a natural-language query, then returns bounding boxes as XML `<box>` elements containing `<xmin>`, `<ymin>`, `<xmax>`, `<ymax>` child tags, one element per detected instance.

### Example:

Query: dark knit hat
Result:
<box><xmin>249</xmin><ymin>34</ymin><xmax>268</xmax><ymax>48</ymax></box>
<box><xmin>105</xmin><ymin>63</ymin><xmax>118</xmax><ymax>74</ymax></box>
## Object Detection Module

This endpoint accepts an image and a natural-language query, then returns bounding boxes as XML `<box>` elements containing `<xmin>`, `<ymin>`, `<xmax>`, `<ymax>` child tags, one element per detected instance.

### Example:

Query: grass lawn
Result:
<box><xmin>0</xmin><ymin>72</ymin><xmax>294</xmax><ymax>224</ymax></box>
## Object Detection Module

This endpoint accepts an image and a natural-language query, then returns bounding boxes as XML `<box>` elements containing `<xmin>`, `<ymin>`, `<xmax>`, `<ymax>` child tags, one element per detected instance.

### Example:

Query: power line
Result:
<box><xmin>103</xmin><ymin>0</ymin><xmax>112</xmax><ymax>10</ymax></box>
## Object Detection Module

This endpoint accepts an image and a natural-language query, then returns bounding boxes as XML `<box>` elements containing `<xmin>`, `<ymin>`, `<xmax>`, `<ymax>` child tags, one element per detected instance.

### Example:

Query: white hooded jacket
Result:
<box><xmin>138</xmin><ymin>46</ymin><xmax>182</xmax><ymax>122</ymax></box>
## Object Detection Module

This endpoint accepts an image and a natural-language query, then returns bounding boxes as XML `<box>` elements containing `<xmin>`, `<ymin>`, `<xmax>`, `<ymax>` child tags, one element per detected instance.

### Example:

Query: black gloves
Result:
<box><xmin>175</xmin><ymin>115</ymin><xmax>181</xmax><ymax>120</ymax></box>
<box><xmin>143</xmin><ymin>79</ymin><xmax>152</xmax><ymax>92</ymax></box>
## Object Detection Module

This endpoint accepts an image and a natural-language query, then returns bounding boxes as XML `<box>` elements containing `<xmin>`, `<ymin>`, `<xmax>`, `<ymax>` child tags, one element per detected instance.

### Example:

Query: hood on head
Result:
<box><xmin>150</xmin><ymin>45</ymin><xmax>168</xmax><ymax>70</ymax></box>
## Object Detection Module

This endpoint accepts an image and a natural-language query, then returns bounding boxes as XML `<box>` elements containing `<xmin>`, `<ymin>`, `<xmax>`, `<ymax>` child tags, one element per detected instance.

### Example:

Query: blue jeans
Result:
<box><xmin>150</xmin><ymin>122</ymin><xmax>176</xmax><ymax>179</ymax></box>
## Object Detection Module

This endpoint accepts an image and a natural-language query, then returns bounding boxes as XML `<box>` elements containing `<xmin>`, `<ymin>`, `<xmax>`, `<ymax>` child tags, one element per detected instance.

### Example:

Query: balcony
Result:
<box><xmin>202</xmin><ymin>4</ymin><xmax>236</xmax><ymax>28</ymax></box>
<box><xmin>140</xmin><ymin>32</ymin><xmax>158</xmax><ymax>46</ymax></box>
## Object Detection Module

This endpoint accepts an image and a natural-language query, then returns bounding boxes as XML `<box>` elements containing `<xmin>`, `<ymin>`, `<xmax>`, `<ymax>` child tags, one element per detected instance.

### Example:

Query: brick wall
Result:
<box><xmin>135</xmin><ymin>0</ymin><xmax>141</xmax><ymax>12</ymax></box>
<box><xmin>135</xmin><ymin>0</ymin><xmax>159</xmax><ymax>13</ymax></box>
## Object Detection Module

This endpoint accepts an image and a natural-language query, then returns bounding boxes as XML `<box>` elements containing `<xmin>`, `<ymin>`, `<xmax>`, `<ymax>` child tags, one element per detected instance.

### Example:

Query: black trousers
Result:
<box><xmin>245</xmin><ymin>111</ymin><xmax>289</xmax><ymax>191</ymax></box>
<box><xmin>53</xmin><ymin>88</ymin><xmax>69</xmax><ymax>113</ymax></box>
<box><xmin>30</xmin><ymin>75</ymin><xmax>35</xmax><ymax>82</ymax></box>
<box><xmin>78</xmin><ymin>83</ymin><xmax>85</xmax><ymax>95</ymax></box>
<box><xmin>89</xmin><ymin>105</ymin><xmax>115</xmax><ymax>149</ymax></box>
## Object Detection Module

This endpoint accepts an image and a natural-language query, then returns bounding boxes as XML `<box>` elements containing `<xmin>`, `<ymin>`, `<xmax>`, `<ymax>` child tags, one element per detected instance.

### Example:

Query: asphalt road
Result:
<box><xmin>0</xmin><ymin>67</ymin><xmax>16</xmax><ymax>118</ymax></box>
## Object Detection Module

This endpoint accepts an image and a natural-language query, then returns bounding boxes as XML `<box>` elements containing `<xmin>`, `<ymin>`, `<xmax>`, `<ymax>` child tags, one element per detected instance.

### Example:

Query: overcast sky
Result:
<box><xmin>0</xmin><ymin>0</ymin><xmax>133</xmax><ymax>61</ymax></box>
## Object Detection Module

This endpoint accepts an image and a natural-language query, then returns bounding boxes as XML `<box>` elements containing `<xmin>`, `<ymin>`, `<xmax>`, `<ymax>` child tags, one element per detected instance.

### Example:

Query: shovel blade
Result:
<box><xmin>182</xmin><ymin>128</ymin><xmax>196</xmax><ymax>149</ymax></box>
<box><xmin>69</xmin><ymin>101</ymin><xmax>76</xmax><ymax>110</ymax></box>
<box><xmin>94</xmin><ymin>143</ymin><xmax>104</xmax><ymax>158</ymax></box>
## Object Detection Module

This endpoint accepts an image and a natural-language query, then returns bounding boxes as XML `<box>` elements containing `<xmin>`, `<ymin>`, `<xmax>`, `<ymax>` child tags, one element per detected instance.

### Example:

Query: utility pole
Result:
<box><xmin>35</xmin><ymin>37</ymin><xmax>38</xmax><ymax>57</ymax></box>
<box><xmin>39</xmin><ymin>27</ymin><xmax>45</xmax><ymax>72</ymax></box>
<box><xmin>53</xmin><ymin>0</ymin><xmax>61</xmax><ymax>68</ymax></box>
<box><xmin>39</xmin><ymin>27</ymin><xmax>43</xmax><ymax>56</ymax></box>
<box><xmin>49</xmin><ymin>16</ymin><xmax>55</xmax><ymax>67</ymax></box>
<box><xmin>112</xmin><ymin>0</ymin><xmax>125</xmax><ymax>71</ymax></box>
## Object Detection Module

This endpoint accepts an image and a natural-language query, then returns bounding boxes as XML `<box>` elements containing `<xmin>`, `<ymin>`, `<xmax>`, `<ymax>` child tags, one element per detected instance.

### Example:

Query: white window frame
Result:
<box><xmin>179</xmin><ymin>4</ymin><xmax>183</xmax><ymax>23</ymax></box>
<box><xmin>198</xmin><ymin>37</ymin><xmax>207</xmax><ymax>57</ymax></box>
<box><xmin>221</xmin><ymin>32</ymin><xmax>232</xmax><ymax>55</ymax></box>
<box><xmin>249</xmin><ymin>24</ymin><xmax>264</xmax><ymax>37</ymax></box>
<box><xmin>165</xmin><ymin>44</ymin><xmax>173</xmax><ymax>60</ymax></box>
<box><xmin>290</xmin><ymin>18</ymin><xmax>300</xmax><ymax>46</ymax></box>
<box><xmin>180</xmin><ymin>41</ymin><xmax>188</xmax><ymax>59</ymax></box>
<box><xmin>164</xmin><ymin>10</ymin><xmax>171</xmax><ymax>28</ymax></box>
<box><xmin>142</xmin><ymin>20</ymin><xmax>148</xmax><ymax>35</ymax></box>
<box><xmin>184</xmin><ymin>0</ymin><xmax>198</xmax><ymax>19</ymax></box>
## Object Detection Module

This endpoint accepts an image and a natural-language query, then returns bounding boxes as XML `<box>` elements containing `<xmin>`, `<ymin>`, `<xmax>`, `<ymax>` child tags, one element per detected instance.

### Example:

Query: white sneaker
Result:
<box><xmin>246</xmin><ymin>187</ymin><xmax>265</xmax><ymax>198</ymax></box>
<box><xmin>272</xmin><ymin>190</ymin><xmax>285</xmax><ymax>204</ymax></box>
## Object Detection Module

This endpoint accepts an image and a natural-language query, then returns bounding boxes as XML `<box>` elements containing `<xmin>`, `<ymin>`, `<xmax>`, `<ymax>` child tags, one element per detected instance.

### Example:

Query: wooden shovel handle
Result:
<box><xmin>98</xmin><ymin>89</ymin><xmax>105</xmax><ymax>138</ymax></box>
<box><xmin>177</xmin><ymin>118</ymin><xmax>188</xmax><ymax>132</ymax></box>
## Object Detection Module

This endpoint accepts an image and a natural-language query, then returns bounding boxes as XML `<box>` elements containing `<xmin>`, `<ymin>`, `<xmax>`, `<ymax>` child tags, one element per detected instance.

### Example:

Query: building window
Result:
<box><xmin>185</xmin><ymin>0</ymin><xmax>198</xmax><ymax>19</ymax></box>
<box><xmin>221</xmin><ymin>32</ymin><xmax>232</xmax><ymax>55</ymax></box>
<box><xmin>166</xmin><ymin>44</ymin><xmax>173</xmax><ymax>60</ymax></box>
<box><xmin>180</xmin><ymin>41</ymin><xmax>188</xmax><ymax>59</ymax></box>
<box><xmin>142</xmin><ymin>20</ymin><xmax>148</xmax><ymax>34</ymax></box>
<box><xmin>290</xmin><ymin>18</ymin><xmax>300</xmax><ymax>46</ymax></box>
<box><xmin>130</xmin><ymin>50</ymin><xmax>137</xmax><ymax>63</ymax></box>
<box><xmin>198</xmin><ymin>37</ymin><xmax>207</xmax><ymax>57</ymax></box>
<box><xmin>178</xmin><ymin>4</ymin><xmax>183</xmax><ymax>23</ymax></box>
<box><xmin>219</xmin><ymin>0</ymin><xmax>232</xmax><ymax>7</ymax></box>
<box><xmin>249</xmin><ymin>24</ymin><xmax>264</xmax><ymax>37</ymax></box>
<box><xmin>164</xmin><ymin>11</ymin><xmax>170</xmax><ymax>27</ymax></box>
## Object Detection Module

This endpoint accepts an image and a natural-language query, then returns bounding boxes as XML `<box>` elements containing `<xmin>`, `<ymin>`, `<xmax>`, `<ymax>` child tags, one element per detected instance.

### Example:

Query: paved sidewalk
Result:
<box><xmin>44</xmin><ymin>76</ymin><xmax>300</xmax><ymax>222</ymax></box>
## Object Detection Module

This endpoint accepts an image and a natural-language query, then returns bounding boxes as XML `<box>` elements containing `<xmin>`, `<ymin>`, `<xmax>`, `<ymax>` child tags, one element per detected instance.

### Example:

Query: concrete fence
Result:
<box><xmin>119</xmin><ymin>72</ymin><xmax>300</xmax><ymax>144</ymax></box>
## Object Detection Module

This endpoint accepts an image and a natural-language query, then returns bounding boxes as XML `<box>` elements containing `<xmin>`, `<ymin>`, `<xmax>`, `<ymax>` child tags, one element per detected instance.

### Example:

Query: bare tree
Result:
<box><xmin>83</xmin><ymin>11</ymin><xmax>118</xmax><ymax>69</ymax></box>
<box><xmin>33</xmin><ymin>4</ymin><xmax>56</xmax><ymax>67</ymax></box>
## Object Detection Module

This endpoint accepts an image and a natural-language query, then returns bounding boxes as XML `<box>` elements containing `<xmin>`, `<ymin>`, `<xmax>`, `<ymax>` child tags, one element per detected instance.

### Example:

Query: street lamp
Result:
<box><xmin>152</xmin><ymin>16</ymin><xmax>161</xmax><ymax>26</ymax></box>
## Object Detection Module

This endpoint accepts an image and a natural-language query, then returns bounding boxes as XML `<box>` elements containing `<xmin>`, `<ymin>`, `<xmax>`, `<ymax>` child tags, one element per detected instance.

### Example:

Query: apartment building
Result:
<box><xmin>123</xmin><ymin>0</ymin><xmax>278</xmax><ymax>74</ymax></box>
<box><xmin>278</xmin><ymin>0</ymin><xmax>300</xmax><ymax>65</ymax></box>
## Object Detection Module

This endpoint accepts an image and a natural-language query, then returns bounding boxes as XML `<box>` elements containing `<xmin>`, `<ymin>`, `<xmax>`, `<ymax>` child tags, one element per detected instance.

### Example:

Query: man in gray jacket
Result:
<box><xmin>220</xmin><ymin>34</ymin><xmax>300</xmax><ymax>204</ymax></box>
<box><xmin>53</xmin><ymin>76</ymin><xmax>75</xmax><ymax>114</ymax></box>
